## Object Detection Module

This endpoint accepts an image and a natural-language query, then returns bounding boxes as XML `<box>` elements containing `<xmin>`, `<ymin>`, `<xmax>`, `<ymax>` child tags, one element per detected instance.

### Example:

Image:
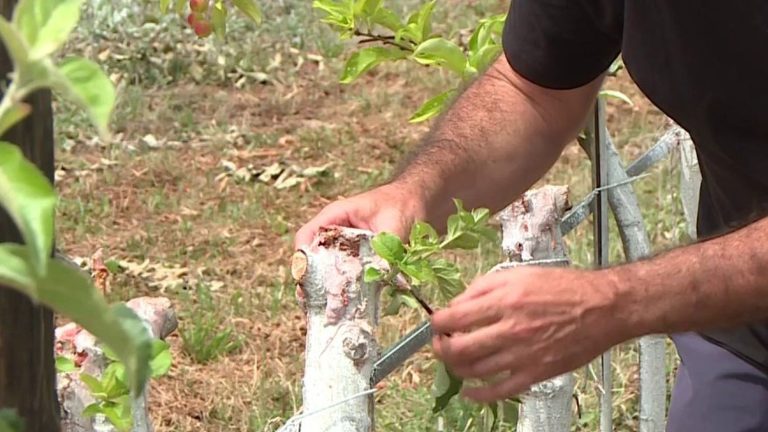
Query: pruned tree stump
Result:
<box><xmin>56</xmin><ymin>296</ymin><xmax>177</xmax><ymax>432</ymax></box>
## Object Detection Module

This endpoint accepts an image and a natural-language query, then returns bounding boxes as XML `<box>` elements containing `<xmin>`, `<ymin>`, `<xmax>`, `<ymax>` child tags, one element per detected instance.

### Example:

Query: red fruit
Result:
<box><xmin>193</xmin><ymin>19</ymin><xmax>213</xmax><ymax>38</ymax></box>
<box><xmin>189</xmin><ymin>0</ymin><xmax>208</xmax><ymax>13</ymax></box>
<box><xmin>186</xmin><ymin>12</ymin><xmax>197</xmax><ymax>27</ymax></box>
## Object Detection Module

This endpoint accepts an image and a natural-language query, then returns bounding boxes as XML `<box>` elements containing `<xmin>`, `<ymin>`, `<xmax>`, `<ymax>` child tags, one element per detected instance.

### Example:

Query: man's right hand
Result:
<box><xmin>293</xmin><ymin>183</ymin><xmax>427</xmax><ymax>250</ymax></box>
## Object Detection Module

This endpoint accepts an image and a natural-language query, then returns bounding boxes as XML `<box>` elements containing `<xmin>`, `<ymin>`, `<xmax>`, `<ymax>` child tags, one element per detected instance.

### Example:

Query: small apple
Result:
<box><xmin>193</xmin><ymin>19</ymin><xmax>213</xmax><ymax>38</ymax></box>
<box><xmin>189</xmin><ymin>0</ymin><xmax>208</xmax><ymax>13</ymax></box>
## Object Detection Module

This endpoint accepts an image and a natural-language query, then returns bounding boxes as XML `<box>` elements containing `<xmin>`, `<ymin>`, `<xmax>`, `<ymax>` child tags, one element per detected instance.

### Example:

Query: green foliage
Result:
<box><xmin>0</xmin><ymin>409</ymin><xmax>23</xmax><ymax>432</ymax></box>
<box><xmin>314</xmin><ymin>0</ymin><xmax>506</xmax><ymax>121</ymax></box>
<box><xmin>432</xmin><ymin>361</ymin><xmax>463</xmax><ymax>413</ymax></box>
<box><xmin>0</xmin><ymin>0</ymin><xmax>154</xmax><ymax>403</ymax></box>
<box><xmin>55</xmin><ymin>356</ymin><xmax>77</xmax><ymax>373</ymax></box>
<box><xmin>179</xmin><ymin>285</ymin><xmax>244</xmax><ymax>364</ymax></box>
<box><xmin>367</xmin><ymin>199</ymin><xmax>496</xmax><ymax>308</ymax></box>
<box><xmin>367</xmin><ymin>200</ymin><xmax>498</xmax><ymax>412</ymax></box>
<box><xmin>80</xmin><ymin>340</ymin><xmax>172</xmax><ymax>432</ymax></box>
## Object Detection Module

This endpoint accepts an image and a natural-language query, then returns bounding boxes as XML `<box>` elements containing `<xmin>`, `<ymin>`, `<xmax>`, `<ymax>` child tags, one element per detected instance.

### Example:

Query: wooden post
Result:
<box><xmin>494</xmin><ymin>185</ymin><xmax>575</xmax><ymax>432</ymax></box>
<box><xmin>0</xmin><ymin>0</ymin><xmax>60</xmax><ymax>430</ymax></box>
<box><xmin>291</xmin><ymin>227</ymin><xmax>380</xmax><ymax>432</ymax></box>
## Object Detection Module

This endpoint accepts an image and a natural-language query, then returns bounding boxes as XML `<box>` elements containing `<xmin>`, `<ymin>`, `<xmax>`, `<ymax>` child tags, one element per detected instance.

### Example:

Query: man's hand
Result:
<box><xmin>294</xmin><ymin>183</ymin><xmax>427</xmax><ymax>249</ymax></box>
<box><xmin>431</xmin><ymin>266</ymin><xmax>628</xmax><ymax>403</ymax></box>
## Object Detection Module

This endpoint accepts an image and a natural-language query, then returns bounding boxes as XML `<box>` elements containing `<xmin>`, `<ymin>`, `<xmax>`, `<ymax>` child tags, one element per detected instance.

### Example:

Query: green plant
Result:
<box><xmin>0</xmin><ymin>409</ymin><xmax>23</xmax><ymax>432</ymax></box>
<box><xmin>0</xmin><ymin>0</ymin><xmax>154</xmax><ymax>404</ymax></box>
<box><xmin>180</xmin><ymin>314</ymin><xmax>244</xmax><ymax>364</ymax></box>
<box><xmin>364</xmin><ymin>199</ymin><xmax>500</xmax><ymax>414</ymax></box>
<box><xmin>179</xmin><ymin>285</ymin><xmax>244</xmax><ymax>364</ymax></box>
<box><xmin>314</xmin><ymin>0</ymin><xmax>632</xmax><ymax>123</ymax></box>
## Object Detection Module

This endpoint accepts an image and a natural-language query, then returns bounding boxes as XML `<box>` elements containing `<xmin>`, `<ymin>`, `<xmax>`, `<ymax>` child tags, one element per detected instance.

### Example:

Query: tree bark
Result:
<box><xmin>495</xmin><ymin>185</ymin><xmax>575</xmax><ymax>432</ymax></box>
<box><xmin>0</xmin><ymin>0</ymin><xmax>60</xmax><ymax>429</ymax></box>
<box><xmin>291</xmin><ymin>227</ymin><xmax>380</xmax><ymax>432</ymax></box>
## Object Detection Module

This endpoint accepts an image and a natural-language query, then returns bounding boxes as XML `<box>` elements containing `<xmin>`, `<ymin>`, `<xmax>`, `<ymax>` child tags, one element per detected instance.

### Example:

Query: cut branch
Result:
<box><xmin>494</xmin><ymin>185</ymin><xmax>575</xmax><ymax>432</ymax></box>
<box><xmin>292</xmin><ymin>226</ymin><xmax>381</xmax><ymax>432</ymax></box>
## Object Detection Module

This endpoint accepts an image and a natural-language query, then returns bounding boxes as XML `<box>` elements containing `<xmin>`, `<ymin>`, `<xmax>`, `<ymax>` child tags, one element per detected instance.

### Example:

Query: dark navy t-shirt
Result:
<box><xmin>502</xmin><ymin>0</ymin><xmax>768</xmax><ymax>374</ymax></box>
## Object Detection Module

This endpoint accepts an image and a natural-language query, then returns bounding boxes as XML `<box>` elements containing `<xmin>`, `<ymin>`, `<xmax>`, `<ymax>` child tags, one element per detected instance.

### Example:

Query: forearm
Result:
<box><xmin>612</xmin><ymin>216</ymin><xmax>768</xmax><ymax>338</ymax></box>
<box><xmin>391</xmin><ymin>55</ymin><xmax>603</xmax><ymax>227</ymax></box>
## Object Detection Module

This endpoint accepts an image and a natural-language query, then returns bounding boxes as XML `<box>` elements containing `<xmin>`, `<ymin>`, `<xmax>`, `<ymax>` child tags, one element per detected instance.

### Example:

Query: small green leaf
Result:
<box><xmin>363</xmin><ymin>265</ymin><xmax>384</xmax><ymax>282</ymax></box>
<box><xmin>55</xmin><ymin>356</ymin><xmax>77</xmax><ymax>373</ymax></box>
<box><xmin>233</xmin><ymin>0</ymin><xmax>262</xmax><ymax>24</ymax></box>
<box><xmin>104</xmin><ymin>259</ymin><xmax>120</xmax><ymax>274</ymax></box>
<box><xmin>370</xmin><ymin>232</ymin><xmax>405</xmax><ymax>264</ymax></box>
<box><xmin>432</xmin><ymin>259</ymin><xmax>464</xmax><ymax>299</ymax></box>
<box><xmin>381</xmin><ymin>286</ymin><xmax>419</xmax><ymax>316</ymax></box>
<box><xmin>0</xmin><ymin>103</ymin><xmax>31</xmax><ymax>137</ymax></box>
<box><xmin>313</xmin><ymin>0</ymin><xmax>355</xmax><ymax>34</ymax></box>
<box><xmin>0</xmin><ymin>142</ymin><xmax>56</xmax><ymax>277</ymax></box>
<box><xmin>0</xmin><ymin>409</ymin><xmax>24</xmax><ymax>432</ymax></box>
<box><xmin>0</xmin><ymin>244</ymin><xmax>35</xmax><ymax>296</ymax></box>
<box><xmin>174</xmin><ymin>0</ymin><xmax>187</xmax><ymax>14</ymax></box>
<box><xmin>400</xmin><ymin>0</ymin><xmax>435</xmax><ymax>43</ymax></box>
<box><xmin>80</xmin><ymin>373</ymin><xmax>107</xmax><ymax>397</ymax></box>
<box><xmin>432</xmin><ymin>361</ymin><xmax>463</xmax><ymax>413</ymax></box>
<box><xmin>101</xmin><ymin>401</ymin><xmax>132</xmax><ymax>432</ymax></box>
<box><xmin>409</xmin><ymin>90</ymin><xmax>454</xmax><ymax>123</ymax></box>
<box><xmin>600</xmin><ymin>89</ymin><xmax>634</xmax><ymax>107</ymax></box>
<box><xmin>412</xmin><ymin>38</ymin><xmax>467</xmax><ymax>75</ymax></box>
<box><xmin>30</xmin><ymin>0</ymin><xmax>84</xmax><ymax>60</ymax></box>
<box><xmin>82</xmin><ymin>403</ymin><xmax>104</xmax><ymax>418</ymax></box>
<box><xmin>468</xmin><ymin>44</ymin><xmax>502</xmax><ymax>73</ymax></box>
<box><xmin>150</xmin><ymin>340</ymin><xmax>172</xmax><ymax>377</ymax></box>
<box><xmin>211</xmin><ymin>1</ymin><xmax>228</xmax><ymax>38</ymax></box>
<box><xmin>399</xmin><ymin>258</ymin><xmax>435</xmax><ymax>285</ymax></box>
<box><xmin>0</xmin><ymin>17</ymin><xmax>29</xmax><ymax>69</ymax></box>
<box><xmin>409</xmin><ymin>221</ymin><xmax>439</xmax><ymax>246</ymax></box>
<box><xmin>54</xmin><ymin>57</ymin><xmax>115</xmax><ymax>140</ymax></box>
<box><xmin>160</xmin><ymin>0</ymin><xmax>171</xmax><ymax>13</ymax></box>
<box><xmin>13</xmin><ymin>0</ymin><xmax>85</xmax><ymax>60</ymax></box>
<box><xmin>370</xmin><ymin>6</ymin><xmax>402</xmax><ymax>32</ymax></box>
<box><xmin>340</xmin><ymin>46</ymin><xmax>407</xmax><ymax>83</ymax></box>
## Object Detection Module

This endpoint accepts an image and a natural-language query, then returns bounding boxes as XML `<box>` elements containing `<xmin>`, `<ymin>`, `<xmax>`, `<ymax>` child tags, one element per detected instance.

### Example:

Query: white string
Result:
<box><xmin>279</xmin><ymin>388</ymin><xmax>379</xmax><ymax>429</ymax></box>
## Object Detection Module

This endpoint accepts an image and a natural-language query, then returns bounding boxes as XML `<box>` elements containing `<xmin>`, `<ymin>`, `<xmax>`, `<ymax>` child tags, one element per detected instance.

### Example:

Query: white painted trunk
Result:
<box><xmin>57</xmin><ymin>296</ymin><xmax>178</xmax><ymax>432</ymax></box>
<box><xmin>496</xmin><ymin>185</ymin><xmax>575</xmax><ymax>432</ymax></box>
<box><xmin>292</xmin><ymin>227</ymin><xmax>380</xmax><ymax>432</ymax></box>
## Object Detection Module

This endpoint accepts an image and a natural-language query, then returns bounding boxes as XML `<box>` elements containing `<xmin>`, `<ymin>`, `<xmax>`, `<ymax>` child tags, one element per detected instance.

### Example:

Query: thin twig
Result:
<box><xmin>354</xmin><ymin>29</ymin><xmax>414</xmax><ymax>52</ymax></box>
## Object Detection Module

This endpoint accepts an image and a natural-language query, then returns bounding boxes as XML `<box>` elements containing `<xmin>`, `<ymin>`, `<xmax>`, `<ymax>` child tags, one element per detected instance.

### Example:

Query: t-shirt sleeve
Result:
<box><xmin>502</xmin><ymin>0</ymin><xmax>624</xmax><ymax>90</ymax></box>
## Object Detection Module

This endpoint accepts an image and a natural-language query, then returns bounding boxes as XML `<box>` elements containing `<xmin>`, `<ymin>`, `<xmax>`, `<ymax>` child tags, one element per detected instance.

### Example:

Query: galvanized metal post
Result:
<box><xmin>587</xmin><ymin>99</ymin><xmax>613</xmax><ymax>432</ymax></box>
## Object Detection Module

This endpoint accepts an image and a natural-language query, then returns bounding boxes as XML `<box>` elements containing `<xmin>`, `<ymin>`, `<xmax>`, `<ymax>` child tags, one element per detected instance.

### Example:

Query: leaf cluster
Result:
<box><xmin>313</xmin><ymin>0</ymin><xmax>506</xmax><ymax>122</ymax></box>
<box><xmin>55</xmin><ymin>341</ymin><xmax>172</xmax><ymax>432</ymax></box>
<box><xmin>364</xmin><ymin>199</ymin><xmax>496</xmax><ymax>412</ymax></box>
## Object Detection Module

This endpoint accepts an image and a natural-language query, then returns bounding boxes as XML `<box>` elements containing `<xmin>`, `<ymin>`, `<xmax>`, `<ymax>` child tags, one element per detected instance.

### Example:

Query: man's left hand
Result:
<box><xmin>431</xmin><ymin>266</ymin><xmax>630</xmax><ymax>402</ymax></box>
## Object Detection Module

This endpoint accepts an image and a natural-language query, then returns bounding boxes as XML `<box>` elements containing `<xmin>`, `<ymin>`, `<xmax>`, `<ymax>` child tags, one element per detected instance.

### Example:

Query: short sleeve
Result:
<box><xmin>502</xmin><ymin>0</ymin><xmax>624</xmax><ymax>90</ymax></box>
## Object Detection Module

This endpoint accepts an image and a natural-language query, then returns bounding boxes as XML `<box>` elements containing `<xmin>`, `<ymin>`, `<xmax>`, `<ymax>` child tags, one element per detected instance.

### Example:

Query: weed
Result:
<box><xmin>179</xmin><ymin>285</ymin><xmax>244</xmax><ymax>364</ymax></box>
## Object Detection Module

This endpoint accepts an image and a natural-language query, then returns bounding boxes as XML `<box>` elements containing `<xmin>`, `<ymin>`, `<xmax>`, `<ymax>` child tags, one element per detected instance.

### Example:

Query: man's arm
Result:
<box><xmin>392</xmin><ymin>55</ymin><xmax>603</xmax><ymax>229</ymax></box>
<box><xmin>295</xmin><ymin>55</ymin><xmax>603</xmax><ymax>247</ymax></box>
<box><xmin>616</xmin><ymin>216</ymin><xmax>768</xmax><ymax>336</ymax></box>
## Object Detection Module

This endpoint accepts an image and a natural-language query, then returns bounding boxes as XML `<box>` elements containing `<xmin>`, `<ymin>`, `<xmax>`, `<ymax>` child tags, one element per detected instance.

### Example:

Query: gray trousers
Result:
<box><xmin>667</xmin><ymin>332</ymin><xmax>768</xmax><ymax>432</ymax></box>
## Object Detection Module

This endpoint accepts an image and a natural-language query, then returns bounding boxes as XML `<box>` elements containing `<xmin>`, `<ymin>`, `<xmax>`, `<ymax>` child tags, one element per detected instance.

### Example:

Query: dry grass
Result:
<box><xmin>52</xmin><ymin>1</ymin><xmax>691</xmax><ymax>430</ymax></box>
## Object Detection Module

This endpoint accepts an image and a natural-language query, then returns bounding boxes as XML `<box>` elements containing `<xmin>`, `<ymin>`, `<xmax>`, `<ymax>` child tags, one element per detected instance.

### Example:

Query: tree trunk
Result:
<box><xmin>495</xmin><ymin>185</ymin><xmax>575</xmax><ymax>432</ymax></box>
<box><xmin>291</xmin><ymin>227</ymin><xmax>380</xmax><ymax>432</ymax></box>
<box><xmin>0</xmin><ymin>0</ymin><xmax>59</xmax><ymax>430</ymax></box>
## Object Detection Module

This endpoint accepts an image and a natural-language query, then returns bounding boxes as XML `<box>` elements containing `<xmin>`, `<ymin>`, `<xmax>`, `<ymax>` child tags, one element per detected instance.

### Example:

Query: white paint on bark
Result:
<box><xmin>495</xmin><ymin>185</ymin><xmax>575</xmax><ymax>432</ymax></box>
<box><xmin>57</xmin><ymin>296</ymin><xmax>178</xmax><ymax>432</ymax></box>
<box><xmin>293</xmin><ymin>226</ymin><xmax>380</xmax><ymax>432</ymax></box>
